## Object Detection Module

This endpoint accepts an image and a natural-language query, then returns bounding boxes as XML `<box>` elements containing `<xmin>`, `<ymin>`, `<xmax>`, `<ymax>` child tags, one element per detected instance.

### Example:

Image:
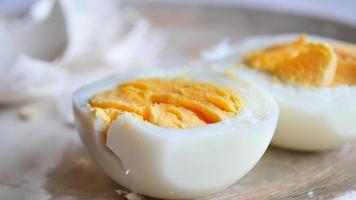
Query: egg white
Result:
<box><xmin>211</xmin><ymin>33</ymin><xmax>356</xmax><ymax>151</ymax></box>
<box><xmin>73</xmin><ymin>67</ymin><xmax>278</xmax><ymax>199</ymax></box>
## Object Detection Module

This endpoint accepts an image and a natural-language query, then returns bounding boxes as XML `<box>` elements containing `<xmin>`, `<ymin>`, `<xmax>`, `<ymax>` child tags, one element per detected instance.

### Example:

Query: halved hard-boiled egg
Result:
<box><xmin>73</xmin><ymin>67</ymin><xmax>278</xmax><ymax>199</ymax></box>
<box><xmin>218</xmin><ymin>34</ymin><xmax>356</xmax><ymax>151</ymax></box>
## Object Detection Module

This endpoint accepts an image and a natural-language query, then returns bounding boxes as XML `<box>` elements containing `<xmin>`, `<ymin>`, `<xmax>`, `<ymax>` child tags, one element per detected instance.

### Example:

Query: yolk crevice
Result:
<box><xmin>88</xmin><ymin>78</ymin><xmax>242</xmax><ymax>129</ymax></box>
<box><xmin>244</xmin><ymin>35</ymin><xmax>356</xmax><ymax>87</ymax></box>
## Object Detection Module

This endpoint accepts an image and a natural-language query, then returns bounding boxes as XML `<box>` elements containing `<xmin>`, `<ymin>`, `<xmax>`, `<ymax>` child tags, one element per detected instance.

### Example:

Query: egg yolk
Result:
<box><xmin>88</xmin><ymin>78</ymin><xmax>242</xmax><ymax>129</ymax></box>
<box><xmin>332</xmin><ymin>43</ymin><xmax>356</xmax><ymax>85</ymax></box>
<box><xmin>244</xmin><ymin>36</ymin><xmax>338</xmax><ymax>87</ymax></box>
<box><xmin>244</xmin><ymin>35</ymin><xmax>356</xmax><ymax>87</ymax></box>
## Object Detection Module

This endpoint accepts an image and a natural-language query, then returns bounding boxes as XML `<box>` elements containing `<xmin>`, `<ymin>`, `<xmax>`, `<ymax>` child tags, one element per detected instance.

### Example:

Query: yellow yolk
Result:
<box><xmin>332</xmin><ymin>43</ymin><xmax>356</xmax><ymax>85</ymax></box>
<box><xmin>244</xmin><ymin>36</ymin><xmax>337</xmax><ymax>87</ymax></box>
<box><xmin>88</xmin><ymin>78</ymin><xmax>242</xmax><ymax>129</ymax></box>
<box><xmin>244</xmin><ymin>36</ymin><xmax>308</xmax><ymax>73</ymax></box>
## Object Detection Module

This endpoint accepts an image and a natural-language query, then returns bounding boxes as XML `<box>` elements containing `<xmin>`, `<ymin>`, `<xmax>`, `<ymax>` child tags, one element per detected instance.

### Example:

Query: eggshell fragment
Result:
<box><xmin>0</xmin><ymin>0</ymin><xmax>67</xmax><ymax>104</ymax></box>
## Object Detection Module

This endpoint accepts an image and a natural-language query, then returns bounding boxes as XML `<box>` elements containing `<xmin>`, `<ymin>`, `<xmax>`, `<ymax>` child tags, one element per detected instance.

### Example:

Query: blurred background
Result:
<box><xmin>131</xmin><ymin>0</ymin><xmax>356</xmax><ymax>25</ymax></box>
<box><xmin>2</xmin><ymin>0</ymin><xmax>356</xmax><ymax>25</ymax></box>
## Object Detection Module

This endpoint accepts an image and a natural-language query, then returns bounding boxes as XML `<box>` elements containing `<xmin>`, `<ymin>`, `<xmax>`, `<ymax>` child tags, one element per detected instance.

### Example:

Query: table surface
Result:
<box><xmin>1</xmin><ymin>3</ymin><xmax>356</xmax><ymax>200</ymax></box>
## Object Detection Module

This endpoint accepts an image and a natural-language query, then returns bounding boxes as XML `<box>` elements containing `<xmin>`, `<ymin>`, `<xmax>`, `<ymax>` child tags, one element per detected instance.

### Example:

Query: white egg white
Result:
<box><xmin>211</xmin><ymin>33</ymin><xmax>356</xmax><ymax>151</ymax></box>
<box><xmin>73</xmin><ymin>67</ymin><xmax>278</xmax><ymax>199</ymax></box>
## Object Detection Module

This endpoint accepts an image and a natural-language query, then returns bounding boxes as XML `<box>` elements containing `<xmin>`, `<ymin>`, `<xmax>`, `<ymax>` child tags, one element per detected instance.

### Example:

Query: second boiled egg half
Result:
<box><xmin>213</xmin><ymin>34</ymin><xmax>356</xmax><ymax>151</ymax></box>
<box><xmin>73</xmin><ymin>67</ymin><xmax>278</xmax><ymax>199</ymax></box>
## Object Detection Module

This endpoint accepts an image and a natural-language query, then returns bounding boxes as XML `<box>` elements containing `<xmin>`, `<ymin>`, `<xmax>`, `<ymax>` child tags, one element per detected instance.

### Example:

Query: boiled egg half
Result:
<box><xmin>73</xmin><ymin>67</ymin><xmax>278</xmax><ymax>199</ymax></box>
<box><xmin>217</xmin><ymin>34</ymin><xmax>356</xmax><ymax>151</ymax></box>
